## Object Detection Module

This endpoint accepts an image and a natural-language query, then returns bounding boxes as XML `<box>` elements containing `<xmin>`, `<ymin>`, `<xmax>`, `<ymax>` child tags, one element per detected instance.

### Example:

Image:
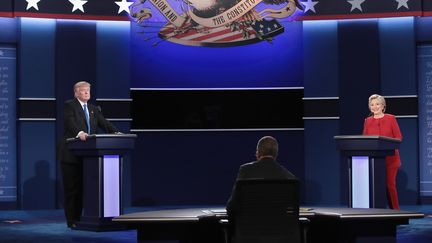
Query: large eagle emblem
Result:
<box><xmin>130</xmin><ymin>0</ymin><xmax>304</xmax><ymax>46</ymax></box>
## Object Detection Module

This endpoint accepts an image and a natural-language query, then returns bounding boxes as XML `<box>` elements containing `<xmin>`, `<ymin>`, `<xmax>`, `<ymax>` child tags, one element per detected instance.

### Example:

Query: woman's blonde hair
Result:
<box><xmin>368</xmin><ymin>94</ymin><xmax>386</xmax><ymax>112</ymax></box>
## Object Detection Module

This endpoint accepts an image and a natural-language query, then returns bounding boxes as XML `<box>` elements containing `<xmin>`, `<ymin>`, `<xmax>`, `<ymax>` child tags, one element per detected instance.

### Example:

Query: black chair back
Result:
<box><xmin>232</xmin><ymin>179</ymin><xmax>300</xmax><ymax>243</ymax></box>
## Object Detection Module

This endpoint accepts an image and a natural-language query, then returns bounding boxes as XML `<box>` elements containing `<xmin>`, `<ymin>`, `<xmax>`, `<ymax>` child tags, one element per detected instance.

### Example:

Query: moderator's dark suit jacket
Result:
<box><xmin>226</xmin><ymin>157</ymin><xmax>297</xmax><ymax>216</ymax></box>
<box><xmin>58</xmin><ymin>98</ymin><xmax>119</xmax><ymax>164</ymax></box>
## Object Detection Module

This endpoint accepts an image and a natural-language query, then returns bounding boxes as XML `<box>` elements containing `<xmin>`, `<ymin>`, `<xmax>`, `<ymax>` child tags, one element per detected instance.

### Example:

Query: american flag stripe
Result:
<box><xmin>190</xmin><ymin>28</ymin><xmax>234</xmax><ymax>41</ymax></box>
<box><xmin>175</xmin><ymin>25</ymin><xmax>235</xmax><ymax>40</ymax></box>
<box><xmin>202</xmin><ymin>30</ymin><xmax>248</xmax><ymax>42</ymax></box>
<box><xmin>213</xmin><ymin>30</ymin><xmax>256</xmax><ymax>42</ymax></box>
<box><xmin>159</xmin><ymin>22</ymin><xmax>257</xmax><ymax>45</ymax></box>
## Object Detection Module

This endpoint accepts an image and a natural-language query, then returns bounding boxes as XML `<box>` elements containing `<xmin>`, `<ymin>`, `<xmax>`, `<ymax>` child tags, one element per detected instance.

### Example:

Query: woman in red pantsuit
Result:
<box><xmin>363</xmin><ymin>94</ymin><xmax>402</xmax><ymax>210</ymax></box>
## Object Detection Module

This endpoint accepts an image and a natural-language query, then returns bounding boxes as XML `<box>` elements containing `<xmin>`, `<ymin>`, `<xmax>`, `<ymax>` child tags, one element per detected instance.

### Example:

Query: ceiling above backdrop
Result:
<box><xmin>0</xmin><ymin>0</ymin><xmax>431</xmax><ymax>21</ymax></box>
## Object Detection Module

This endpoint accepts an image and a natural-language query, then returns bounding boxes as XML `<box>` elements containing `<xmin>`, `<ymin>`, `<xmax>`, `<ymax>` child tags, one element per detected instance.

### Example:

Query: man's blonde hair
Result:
<box><xmin>74</xmin><ymin>81</ymin><xmax>91</xmax><ymax>92</ymax></box>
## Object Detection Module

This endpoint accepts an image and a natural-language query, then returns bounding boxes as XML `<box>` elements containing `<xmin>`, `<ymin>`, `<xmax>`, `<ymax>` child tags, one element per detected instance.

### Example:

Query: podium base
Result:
<box><xmin>74</xmin><ymin>218</ymin><xmax>128</xmax><ymax>232</ymax></box>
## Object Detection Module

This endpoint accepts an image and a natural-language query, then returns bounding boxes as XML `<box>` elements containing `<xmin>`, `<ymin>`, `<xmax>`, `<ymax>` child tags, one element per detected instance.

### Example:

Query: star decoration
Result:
<box><xmin>395</xmin><ymin>0</ymin><xmax>409</xmax><ymax>10</ymax></box>
<box><xmin>115</xmin><ymin>0</ymin><xmax>134</xmax><ymax>14</ymax></box>
<box><xmin>69</xmin><ymin>0</ymin><xmax>88</xmax><ymax>13</ymax></box>
<box><xmin>255</xmin><ymin>20</ymin><xmax>281</xmax><ymax>36</ymax></box>
<box><xmin>347</xmin><ymin>0</ymin><xmax>366</xmax><ymax>12</ymax></box>
<box><xmin>301</xmin><ymin>0</ymin><xmax>319</xmax><ymax>13</ymax></box>
<box><xmin>26</xmin><ymin>0</ymin><xmax>41</xmax><ymax>11</ymax></box>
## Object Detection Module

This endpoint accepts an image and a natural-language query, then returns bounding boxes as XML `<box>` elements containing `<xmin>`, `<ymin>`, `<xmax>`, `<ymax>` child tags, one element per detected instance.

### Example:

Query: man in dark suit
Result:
<box><xmin>58</xmin><ymin>81</ymin><xmax>119</xmax><ymax>228</ymax></box>
<box><xmin>226</xmin><ymin>136</ymin><xmax>297</xmax><ymax>219</ymax></box>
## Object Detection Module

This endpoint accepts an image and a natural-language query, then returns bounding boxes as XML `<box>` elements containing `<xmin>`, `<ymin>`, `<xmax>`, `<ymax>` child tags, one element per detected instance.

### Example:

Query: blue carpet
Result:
<box><xmin>397</xmin><ymin>205</ymin><xmax>432</xmax><ymax>243</ymax></box>
<box><xmin>0</xmin><ymin>205</ymin><xmax>431</xmax><ymax>243</ymax></box>
<box><xmin>0</xmin><ymin>210</ymin><xmax>135</xmax><ymax>242</ymax></box>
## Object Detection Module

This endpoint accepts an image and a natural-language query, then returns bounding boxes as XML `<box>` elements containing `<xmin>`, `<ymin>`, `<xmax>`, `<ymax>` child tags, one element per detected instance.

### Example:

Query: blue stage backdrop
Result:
<box><xmin>0</xmin><ymin>45</ymin><xmax>16</xmax><ymax>203</ymax></box>
<box><xmin>130</xmin><ymin>20</ymin><xmax>303</xmax><ymax>89</ymax></box>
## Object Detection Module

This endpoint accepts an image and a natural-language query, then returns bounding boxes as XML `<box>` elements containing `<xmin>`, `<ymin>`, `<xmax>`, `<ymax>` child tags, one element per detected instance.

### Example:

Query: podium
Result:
<box><xmin>334</xmin><ymin>135</ymin><xmax>401</xmax><ymax>208</ymax></box>
<box><xmin>66</xmin><ymin>134</ymin><xmax>137</xmax><ymax>231</ymax></box>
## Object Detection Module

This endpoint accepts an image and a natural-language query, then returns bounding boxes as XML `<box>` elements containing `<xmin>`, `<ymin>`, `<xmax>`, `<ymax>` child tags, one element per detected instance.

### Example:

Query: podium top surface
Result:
<box><xmin>334</xmin><ymin>135</ymin><xmax>401</xmax><ymax>154</ymax></box>
<box><xmin>334</xmin><ymin>135</ymin><xmax>401</xmax><ymax>143</ymax></box>
<box><xmin>66</xmin><ymin>133</ymin><xmax>137</xmax><ymax>143</ymax></box>
<box><xmin>66</xmin><ymin>134</ymin><xmax>137</xmax><ymax>156</ymax></box>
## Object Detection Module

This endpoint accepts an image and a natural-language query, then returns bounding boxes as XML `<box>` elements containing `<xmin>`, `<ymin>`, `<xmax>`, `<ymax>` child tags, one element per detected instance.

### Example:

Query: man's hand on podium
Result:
<box><xmin>77</xmin><ymin>131</ymin><xmax>89</xmax><ymax>141</ymax></box>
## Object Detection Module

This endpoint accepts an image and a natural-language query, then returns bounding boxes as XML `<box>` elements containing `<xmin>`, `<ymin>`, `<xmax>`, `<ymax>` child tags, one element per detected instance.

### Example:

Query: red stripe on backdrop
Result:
<box><xmin>423</xmin><ymin>11</ymin><xmax>432</xmax><ymax>16</ymax></box>
<box><xmin>0</xmin><ymin>11</ymin><xmax>13</xmax><ymax>17</ymax></box>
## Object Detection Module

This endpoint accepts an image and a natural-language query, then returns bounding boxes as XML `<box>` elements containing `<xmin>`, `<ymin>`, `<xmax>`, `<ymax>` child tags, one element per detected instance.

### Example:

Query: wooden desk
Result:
<box><xmin>113</xmin><ymin>207</ymin><xmax>423</xmax><ymax>243</ymax></box>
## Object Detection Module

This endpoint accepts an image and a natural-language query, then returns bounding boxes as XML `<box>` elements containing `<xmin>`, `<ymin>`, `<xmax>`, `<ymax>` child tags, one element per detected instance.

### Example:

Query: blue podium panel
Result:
<box><xmin>103</xmin><ymin>155</ymin><xmax>120</xmax><ymax>218</ymax></box>
<box><xmin>352</xmin><ymin>156</ymin><xmax>369</xmax><ymax>208</ymax></box>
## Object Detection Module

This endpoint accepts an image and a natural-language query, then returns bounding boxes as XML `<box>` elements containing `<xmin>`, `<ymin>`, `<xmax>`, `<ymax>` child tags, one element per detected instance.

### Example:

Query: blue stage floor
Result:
<box><xmin>0</xmin><ymin>205</ymin><xmax>431</xmax><ymax>243</ymax></box>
